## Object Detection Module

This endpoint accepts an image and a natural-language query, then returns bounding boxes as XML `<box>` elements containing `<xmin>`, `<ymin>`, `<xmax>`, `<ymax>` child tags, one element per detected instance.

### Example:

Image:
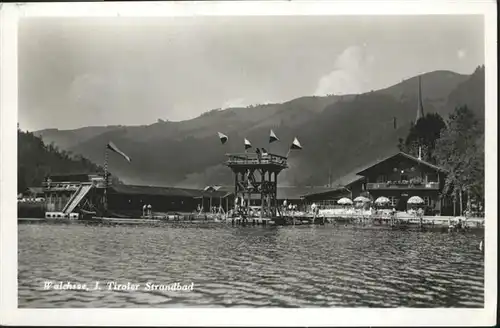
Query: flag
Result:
<box><xmin>107</xmin><ymin>142</ymin><xmax>131</xmax><ymax>162</ymax></box>
<box><xmin>217</xmin><ymin>132</ymin><xmax>228</xmax><ymax>144</ymax></box>
<box><xmin>269</xmin><ymin>129</ymin><xmax>279</xmax><ymax>143</ymax></box>
<box><xmin>290</xmin><ymin>137</ymin><xmax>302</xmax><ymax>150</ymax></box>
<box><xmin>244</xmin><ymin>138</ymin><xmax>252</xmax><ymax>150</ymax></box>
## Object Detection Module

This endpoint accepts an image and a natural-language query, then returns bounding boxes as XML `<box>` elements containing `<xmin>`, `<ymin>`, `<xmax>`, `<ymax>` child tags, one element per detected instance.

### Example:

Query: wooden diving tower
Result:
<box><xmin>226</xmin><ymin>152</ymin><xmax>288</xmax><ymax>218</ymax></box>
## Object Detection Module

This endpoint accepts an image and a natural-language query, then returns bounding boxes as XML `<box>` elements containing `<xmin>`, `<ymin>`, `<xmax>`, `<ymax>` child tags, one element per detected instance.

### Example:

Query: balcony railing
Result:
<box><xmin>367</xmin><ymin>182</ymin><xmax>439</xmax><ymax>190</ymax></box>
<box><xmin>42</xmin><ymin>179</ymin><xmax>108</xmax><ymax>191</ymax></box>
<box><xmin>226</xmin><ymin>153</ymin><xmax>288</xmax><ymax>168</ymax></box>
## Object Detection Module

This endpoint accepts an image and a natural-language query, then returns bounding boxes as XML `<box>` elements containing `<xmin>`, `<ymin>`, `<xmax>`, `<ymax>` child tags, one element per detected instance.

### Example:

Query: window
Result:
<box><xmin>423</xmin><ymin>196</ymin><xmax>431</xmax><ymax>206</ymax></box>
<box><xmin>389</xmin><ymin>196</ymin><xmax>398</xmax><ymax>207</ymax></box>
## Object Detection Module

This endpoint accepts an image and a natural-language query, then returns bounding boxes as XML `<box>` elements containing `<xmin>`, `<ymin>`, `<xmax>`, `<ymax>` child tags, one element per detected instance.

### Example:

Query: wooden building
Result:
<box><xmin>302</xmin><ymin>174</ymin><xmax>365</xmax><ymax>207</ymax></box>
<box><xmin>43</xmin><ymin>173</ymin><xmax>105</xmax><ymax>212</ymax></box>
<box><xmin>301</xmin><ymin>152</ymin><xmax>452</xmax><ymax>215</ymax></box>
<box><xmin>42</xmin><ymin>173</ymin><xmax>233</xmax><ymax>217</ymax></box>
<box><xmin>356</xmin><ymin>152</ymin><xmax>449</xmax><ymax>215</ymax></box>
<box><xmin>241</xmin><ymin>186</ymin><xmax>333</xmax><ymax>210</ymax></box>
<box><xmin>107</xmin><ymin>184</ymin><xmax>232</xmax><ymax>215</ymax></box>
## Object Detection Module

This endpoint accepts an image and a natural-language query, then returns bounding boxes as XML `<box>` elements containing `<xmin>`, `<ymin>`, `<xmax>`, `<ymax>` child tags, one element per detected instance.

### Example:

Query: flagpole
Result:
<box><xmin>104</xmin><ymin>145</ymin><xmax>109</xmax><ymax>212</ymax></box>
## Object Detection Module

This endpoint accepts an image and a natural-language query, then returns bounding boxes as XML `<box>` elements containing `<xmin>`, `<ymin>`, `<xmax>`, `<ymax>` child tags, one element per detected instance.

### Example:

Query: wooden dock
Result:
<box><xmin>19</xmin><ymin>212</ymin><xmax>484</xmax><ymax>231</ymax></box>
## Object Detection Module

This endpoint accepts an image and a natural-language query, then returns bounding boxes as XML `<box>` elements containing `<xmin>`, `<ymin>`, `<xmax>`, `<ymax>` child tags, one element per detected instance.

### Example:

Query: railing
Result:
<box><xmin>42</xmin><ymin>182</ymin><xmax>80</xmax><ymax>192</ymax></box>
<box><xmin>367</xmin><ymin>182</ymin><xmax>439</xmax><ymax>190</ymax></box>
<box><xmin>226</xmin><ymin>153</ymin><xmax>288</xmax><ymax>167</ymax></box>
<box><xmin>42</xmin><ymin>180</ymin><xmax>108</xmax><ymax>191</ymax></box>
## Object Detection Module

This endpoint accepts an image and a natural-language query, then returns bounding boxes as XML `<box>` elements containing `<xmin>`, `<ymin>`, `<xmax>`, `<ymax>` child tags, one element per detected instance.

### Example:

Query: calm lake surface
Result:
<box><xmin>18</xmin><ymin>222</ymin><xmax>484</xmax><ymax>308</ymax></box>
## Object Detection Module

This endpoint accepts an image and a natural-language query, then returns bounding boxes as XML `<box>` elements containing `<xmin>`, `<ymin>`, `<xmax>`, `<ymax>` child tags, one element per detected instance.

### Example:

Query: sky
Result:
<box><xmin>18</xmin><ymin>15</ymin><xmax>484</xmax><ymax>131</ymax></box>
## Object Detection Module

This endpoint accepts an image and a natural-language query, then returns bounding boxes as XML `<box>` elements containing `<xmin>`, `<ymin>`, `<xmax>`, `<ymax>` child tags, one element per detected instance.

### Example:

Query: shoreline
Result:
<box><xmin>18</xmin><ymin>215</ymin><xmax>485</xmax><ymax>231</ymax></box>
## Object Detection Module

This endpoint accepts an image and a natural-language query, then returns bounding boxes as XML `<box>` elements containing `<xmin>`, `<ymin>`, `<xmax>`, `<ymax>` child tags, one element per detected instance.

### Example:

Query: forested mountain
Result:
<box><xmin>446</xmin><ymin>65</ymin><xmax>485</xmax><ymax>122</ymax></box>
<box><xmin>17</xmin><ymin>129</ymin><xmax>104</xmax><ymax>192</ymax></box>
<box><xmin>32</xmin><ymin>68</ymin><xmax>485</xmax><ymax>188</ymax></box>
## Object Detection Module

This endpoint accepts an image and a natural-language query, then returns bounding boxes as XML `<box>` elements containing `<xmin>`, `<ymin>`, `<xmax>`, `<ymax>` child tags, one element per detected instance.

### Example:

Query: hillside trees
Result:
<box><xmin>17</xmin><ymin>127</ymin><xmax>107</xmax><ymax>193</ymax></box>
<box><xmin>434</xmin><ymin>105</ymin><xmax>484</xmax><ymax>214</ymax></box>
<box><xmin>397</xmin><ymin>113</ymin><xmax>446</xmax><ymax>163</ymax></box>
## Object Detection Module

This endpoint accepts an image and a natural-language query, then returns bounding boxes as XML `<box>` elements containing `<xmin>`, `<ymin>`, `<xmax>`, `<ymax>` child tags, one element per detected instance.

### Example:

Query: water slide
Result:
<box><xmin>62</xmin><ymin>184</ymin><xmax>93</xmax><ymax>214</ymax></box>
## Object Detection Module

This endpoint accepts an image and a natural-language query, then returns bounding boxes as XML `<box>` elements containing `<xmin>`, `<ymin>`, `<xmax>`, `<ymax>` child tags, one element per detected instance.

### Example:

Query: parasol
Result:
<box><xmin>337</xmin><ymin>197</ymin><xmax>353</xmax><ymax>205</ymax></box>
<box><xmin>374</xmin><ymin>196</ymin><xmax>390</xmax><ymax>205</ymax></box>
<box><xmin>407</xmin><ymin>196</ymin><xmax>425</xmax><ymax>205</ymax></box>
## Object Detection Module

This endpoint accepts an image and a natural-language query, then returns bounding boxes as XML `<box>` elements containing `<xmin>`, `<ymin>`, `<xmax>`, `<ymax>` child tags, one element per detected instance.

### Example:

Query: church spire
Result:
<box><xmin>416</xmin><ymin>75</ymin><xmax>424</xmax><ymax>122</ymax></box>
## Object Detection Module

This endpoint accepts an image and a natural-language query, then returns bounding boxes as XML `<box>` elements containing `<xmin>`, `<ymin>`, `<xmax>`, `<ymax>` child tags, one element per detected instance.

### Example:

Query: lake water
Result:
<box><xmin>18</xmin><ymin>222</ymin><xmax>484</xmax><ymax>308</ymax></box>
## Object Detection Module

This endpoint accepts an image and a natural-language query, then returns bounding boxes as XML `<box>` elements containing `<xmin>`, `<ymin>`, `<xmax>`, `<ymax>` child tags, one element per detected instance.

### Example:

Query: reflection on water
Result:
<box><xmin>18</xmin><ymin>222</ymin><xmax>484</xmax><ymax>308</ymax></box>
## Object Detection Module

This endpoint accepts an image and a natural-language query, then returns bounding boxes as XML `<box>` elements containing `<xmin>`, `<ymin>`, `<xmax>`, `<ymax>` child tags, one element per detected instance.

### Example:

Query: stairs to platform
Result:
<box><xmin>62</xmin><ymin>184</ymin><xmax>93</xmax><ymax>214</ymax></box>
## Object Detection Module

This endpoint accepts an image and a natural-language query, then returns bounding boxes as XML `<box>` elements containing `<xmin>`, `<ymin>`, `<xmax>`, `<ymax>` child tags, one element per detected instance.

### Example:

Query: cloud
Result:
<box><xmin>221</xmin><ymin>98</ymin><xmax>248</xmax><ymax>109</ymax></box>
<box><xmin>314</xmin><ymin>45</ymin><xmax>375</xmax><ymax>96</ymax></box>
<box><xmin>457</xmin><ymin>49</ymin><xmax>467</xmax><ymax>60</ymax></box>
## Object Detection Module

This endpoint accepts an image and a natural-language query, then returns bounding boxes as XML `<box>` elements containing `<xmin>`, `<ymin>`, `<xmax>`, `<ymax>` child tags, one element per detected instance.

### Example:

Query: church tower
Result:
<box><xmin>415</xmin><ymin>75</ymin><xmax>424</xmax><ymax>123</ymax></box>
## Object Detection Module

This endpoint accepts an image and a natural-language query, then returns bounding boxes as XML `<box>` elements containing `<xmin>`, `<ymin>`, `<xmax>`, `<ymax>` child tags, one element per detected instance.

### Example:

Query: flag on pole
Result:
<box><xmin>244</xmin><ymin>138</ymin><xmax>252</xmax><ymax>150</ymax></box>
<box><xmin>217</xmin><ymin>132</ymin><xmax>228</xmax><ymax>144</ymax></box>
<box><xmin>269</xmin><ymin>129</ymin><xmax>279</xmax><ymax>143</ymax></box>
<box><xmin>107</xmin><ymin>141</ymin><xmax>131</xmax><ymax>162</ymax></box>
<box><xmin>291</xmin><ymin>137</ymin><xmax>302</xmax><ymax>150</ymax></box>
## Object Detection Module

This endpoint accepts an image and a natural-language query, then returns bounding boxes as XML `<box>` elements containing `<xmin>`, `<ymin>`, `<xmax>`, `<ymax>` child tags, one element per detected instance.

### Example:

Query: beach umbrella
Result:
<box><xmin>374</xmin><ymin>196</ymin><xmax>390</xmax><ymax>205</ymax></box>
<box><xmin>353</xmin><ymin>196</ymin><xmax>371</xmax><ymax>203</ymax></box>
<box><xmin>407</xmin><ymin>196</ymin><xmax>425</xmax><ymax>205</ymax></box>
<box><xmin>337</xmin><ymin>197</ymin><xmax>353</xmax><ymax>205</ymax></box>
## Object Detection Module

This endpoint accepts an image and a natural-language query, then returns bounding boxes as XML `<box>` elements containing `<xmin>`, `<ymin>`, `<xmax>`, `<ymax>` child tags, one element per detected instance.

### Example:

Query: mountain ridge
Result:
<box><xmin>33</xmin><ymin>68</ymin><xmax>484</xmax><ymax>188</ymax></box>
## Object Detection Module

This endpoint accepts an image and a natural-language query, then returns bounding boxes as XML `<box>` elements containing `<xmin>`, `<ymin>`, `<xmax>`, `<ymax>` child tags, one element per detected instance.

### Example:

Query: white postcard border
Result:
<box><xmin>0</xmin><ymin>1</ymin><xmax>497</xmax><ymax>326</ymax></box>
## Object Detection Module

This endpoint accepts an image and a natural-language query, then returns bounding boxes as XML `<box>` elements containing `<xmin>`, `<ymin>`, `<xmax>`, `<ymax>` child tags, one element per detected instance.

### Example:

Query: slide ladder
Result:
<box><xmin>62</xmin><ymin>184</ymin><xmax>93</xmax><ymax>214</ymax></box>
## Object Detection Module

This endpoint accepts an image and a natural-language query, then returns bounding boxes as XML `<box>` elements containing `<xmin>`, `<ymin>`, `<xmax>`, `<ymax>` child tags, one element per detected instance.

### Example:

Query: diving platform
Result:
<box><xmin>43</xmin><ymin>173</ymin><xmax>107</xmax><ymax>216</ymax></box>
<box><xmin>226</xmin><ymin>152</ymin><xmax>288</xmax><ymax>218</ymax></box>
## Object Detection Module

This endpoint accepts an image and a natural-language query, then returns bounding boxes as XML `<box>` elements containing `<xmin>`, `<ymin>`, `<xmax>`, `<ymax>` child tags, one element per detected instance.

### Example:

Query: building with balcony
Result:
<box><xmin>300</xmin><ymin>151</ymin><xmax>452</xmax><ymax>215</ymax></box>
<box><xmin>302</xmin><ymin>172</ymin><xmax>365</xmax><ymax>207</ymax></box>
<box><xmin>39</xmin><ymin>172</ymin><xmax>233</xmax><ymax>217</ymax></box>
<box><xmin>43</xmin><ymin>173</ymin><xmax>107</xmax><ymax>212</ymax></box>
<box><xmin>356</xmin><ymin>152</ymin><xmax>449</xmax><ymax>214</ymax></box>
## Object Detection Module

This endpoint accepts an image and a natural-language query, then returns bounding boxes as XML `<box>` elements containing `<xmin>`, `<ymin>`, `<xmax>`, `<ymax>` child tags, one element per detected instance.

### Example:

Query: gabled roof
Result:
<box><xmin>109</xmin><ymin>184</ymin><xmax>227</xmax><ymax>198</ymax></box>
<box><xmin>277</xmin><ymin>186</ymin><xmax>333</xmax><ymax>200</ymax></box>
<box><xmin>355</xmin><ymin>151</ymin><xmax>446</xmax><ymax>176</ymax></box>
<box><xmin>48</xmin><ymin>173</ymin><xmax>101</xmax><ymax>182</ymax></box>
<box><xmin>301</xmin><ymin>173</ymin><xmax>365</xmax><ymax>198</ymax></box>
<box><xmin>328</xmin><ymin>172</ymin><xmax>365</xmax><ymax>189</ymax></box>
